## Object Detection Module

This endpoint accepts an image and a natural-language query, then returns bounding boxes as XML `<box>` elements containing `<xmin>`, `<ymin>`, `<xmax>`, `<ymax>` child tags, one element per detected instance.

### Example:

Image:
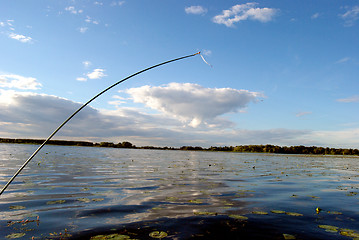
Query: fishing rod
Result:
<box><xmin>0</xmin><ymin>51</ymin><xmax>201</xmax><ymax>196</ymax></box>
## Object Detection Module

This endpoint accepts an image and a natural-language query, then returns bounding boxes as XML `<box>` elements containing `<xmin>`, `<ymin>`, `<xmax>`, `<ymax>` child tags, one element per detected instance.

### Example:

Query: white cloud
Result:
<box><xmin>0</xmin><ymin>90</ymin><xmax>358</xmax><ymax>148</ymax></box>
<box><xmin>85</xmin><ymin>16</ymin><xmax>99</xmax><ymax>25</ymax></box>
<box><xmin>79</xmin><ymin>27</ymin><xmax>88</xmax><ymax>33</ymax></box>
<box><xmin>94</xmin><ymin>1</ymin><xmax>103</xmax><ymax>5</ymax></box>
<box><xmin>87</xmin><ymin>68</ymin><xmax>107</xmax><ymax>79</ymax></box>
<box><xmin>8</xmin><ymin>33</ymin><xmax>32</xmax><ymax>43</ymax></box>
<box><xmin>0</xmin><ymin>74</ymin><xmax>42</xmax><ymax>90</ymax></box>
<box><xmin>65</xmin><ymin>6</ymin><xmax>83</xmax><ymax>14</ymax></box>
<box><xmin>126</xmin><ymin>83</ymin><xmax>263</xmax><ymax>127</ymax></box>
<box><xmin>213</xmin><ymin>3</ymin><xmax>277</xmax><ymax>27</ymax></box>
<box><xmin>202</xmin><ymin>49</ymin><xmax>212</xmax><ymax>56</ymax></box>
<box><xmin>340</xmin><ymin>5</ymin><xmax>359</xmax><ymax>26</ymax></box>
<box><xmin>82</xmin><ymin>61</ymin><xmax>92</xmax><ymax>68</ymax></box>
<box><xmin>336</xmin><ymin>57</ymin><xmax>350</xmax><ymax>64</ymax></box>
<box><xmin>336</xmin><ymin>95</ymin><xmax>359</xmax><ymax>103</ymax></box>
<box><xmin>76</xmin><ymin>77</ymin><xmax>87</xmax><ymax>82</ymax></box>
<box><xmin>110</xmin><ymin>1</ymin><xmax>125</xmax><ymax>7</ymax></box>
<box><xmin>185</xmin><ymin>6</ymin><xmax>207</xmax><ymax>15</ymax></box>
<box><xmin>0</xmin><ymin>20</ymin><xmax>33</xmax><ymax>43</ymax></box>
<box><xmin>311</xmin><ymin>13</ymin><xmax>320</xmax><ymax>19</ymax></box>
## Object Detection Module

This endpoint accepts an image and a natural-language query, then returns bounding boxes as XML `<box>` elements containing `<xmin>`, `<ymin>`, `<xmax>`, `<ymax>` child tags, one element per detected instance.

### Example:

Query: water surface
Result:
<box><xmin>0</xmin><ymin>143</ymin><xmax>358</xmax><ymax>239</ymax></box>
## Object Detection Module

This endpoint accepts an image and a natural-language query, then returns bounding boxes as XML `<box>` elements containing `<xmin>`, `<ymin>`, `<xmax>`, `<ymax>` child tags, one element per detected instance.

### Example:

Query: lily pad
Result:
<box><xmin>318</xmin><ymin>225</ymin><xmax>338</xmax><ymax>233</ymax></box>
<box><xmin>92</xmin><ymin>198</ymin><xmax>105</xmax><ymax>202</ymax></box>
<box><xmin>228</xmin><ymin>214</ymin><xmax>248</xmax><ymax>220</ymax></box>
<box><xmin>252</xmin><ymin>211</ymin><xmax>268</xmax><ymax>215</ymax></box>
<box><xmin>285</xmin><ymin>212</ymin><xmax>303</xmax><ymax>217</ymax></box>
<box><xmin>47</xmin><ymin>200</ymin><xmax>66</xmax><ymax>205</ymax></box>
<box><xmin>9</xmin><ymin>205</ymin><xmax>26</xmax><ymax>210</ymax></box>
<box><xmin>149</xmin><ymin>231</ymin><xmax>168</xmax><ymax>238</ymax></box>
<box><xmin>340</xmin><ymin>229</ymin><xmax>359</xmax><ymax>238</ymax></box>
<box><xmin>283</xmin><ymin>233</ymin><xmax>296</xmax><ymax>239</ymax></box>
<box><xmin>6</xmin><ymin>233</ymin><xmax>26</xmax><ymax>239</ymax></box>
<box><xmin>271</xmin><ymin>210</ymin><xmax>286</xmax><ymax>214</ymax></box>
<box><xmin>77</xmin><ymin>198</ymin><xmax>91</xmax><ymax>203</ymax></box>
<box><xmin>90</xmin><ymin>233</ymin><xmax>131</xmax><ymax>239</ymax></box>
<box><xmin>193</xmin><ymin>211</ymin><xmax>217</xmax><ymax>216</ymax></box>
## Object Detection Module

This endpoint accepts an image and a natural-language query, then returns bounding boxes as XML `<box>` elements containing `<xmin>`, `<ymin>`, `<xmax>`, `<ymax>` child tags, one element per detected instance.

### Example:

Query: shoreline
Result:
<box><xmin>0</xmin><ymin>137</ymin><xmax>358</xmax><ymax>156</ymax></box>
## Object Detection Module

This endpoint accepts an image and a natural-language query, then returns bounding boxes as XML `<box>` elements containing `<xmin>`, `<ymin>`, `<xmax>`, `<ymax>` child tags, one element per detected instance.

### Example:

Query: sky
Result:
<box><xmin>0</xmin><ymin>0</ymin><xmax>358</xmax><ymax>148</ymax></box>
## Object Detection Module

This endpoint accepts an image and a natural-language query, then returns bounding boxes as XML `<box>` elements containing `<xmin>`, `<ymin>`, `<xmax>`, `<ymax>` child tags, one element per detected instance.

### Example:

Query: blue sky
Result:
<box><xmin>0</xmin><ymin>1</ymin><xmax>358</xmax><ymax>148</ymax></box>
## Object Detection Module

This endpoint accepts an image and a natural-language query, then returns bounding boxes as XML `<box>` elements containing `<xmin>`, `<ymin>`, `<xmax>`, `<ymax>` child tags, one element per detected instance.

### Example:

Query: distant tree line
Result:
<box><xmin>231</xmin><ymin>144</ymin><xmax>359</xmax><ymax>156</ymax></box>
<box><xmin>0</xmin><ymin>138</ymin><xmax>93</xmax><ymax>146</ymax></box>
<box><xmin>1</xmin><ymin>138</ymin><xmax>358</xmax><ymax>156</ymax></box>
<box><xmin>96</xmin><ymin>141</ymin><xmax>136</xmax><ymax>148</ymax></box>
<box><xmin>179</xmin><ymin>144</ymin><xmax>359</xmax><ymax>156</ymax></box>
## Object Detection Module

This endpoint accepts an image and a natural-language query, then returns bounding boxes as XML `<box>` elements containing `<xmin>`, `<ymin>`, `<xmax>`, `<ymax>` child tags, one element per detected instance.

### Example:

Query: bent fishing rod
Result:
<box><xmin>0</xmin><ymin>51</ymin><xmax>200</xmax><ymax>196</ymax></box>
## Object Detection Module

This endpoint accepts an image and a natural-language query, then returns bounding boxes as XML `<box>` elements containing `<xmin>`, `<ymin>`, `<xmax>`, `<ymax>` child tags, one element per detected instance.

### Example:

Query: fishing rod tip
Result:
<box><xmin>195</xmin><ymin>51</ymin><xmax>201</xmax><ymax>55</ymax></box>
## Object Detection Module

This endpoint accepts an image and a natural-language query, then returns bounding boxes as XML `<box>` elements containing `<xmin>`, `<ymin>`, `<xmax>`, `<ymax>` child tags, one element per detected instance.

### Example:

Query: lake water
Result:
<box><xmin>0</xmin><ymin>143</ymin><xmax>358</xmax><ymax>239</ymax></box>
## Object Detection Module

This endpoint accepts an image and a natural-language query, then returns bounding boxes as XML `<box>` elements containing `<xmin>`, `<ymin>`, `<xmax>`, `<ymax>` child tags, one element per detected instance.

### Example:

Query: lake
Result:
<box><xmin>0</xmin><ymin>143</ymin><xmax>358</xmax><ymax>239</ymax></box>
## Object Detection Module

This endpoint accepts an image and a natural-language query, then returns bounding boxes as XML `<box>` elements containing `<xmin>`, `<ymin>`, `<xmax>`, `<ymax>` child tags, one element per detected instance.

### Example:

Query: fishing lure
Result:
<box><xmin>0</xmin><ymin>52</ymin><xmax>201</xmax><ymax>196</ymax></box>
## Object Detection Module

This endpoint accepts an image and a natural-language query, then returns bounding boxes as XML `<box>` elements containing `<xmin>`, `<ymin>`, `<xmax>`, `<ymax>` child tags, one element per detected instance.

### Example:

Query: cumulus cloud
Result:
<box><xmin>340</xmin><ymin>5</ymin><xmax>359</xmax><ymax>26</ymax></box>
<box><xmin>125</xmin><ymin>83</ymin><xmax>263</xmax><ymax>127</ymax></box>
<box><xmin>213</xmin><ymin>3</ymin><xmax>277</xmax><ymax>27</ymax></box>
<box><xmin>336</xmin><ymin>95</ymin><xmax>359</xmax><ymax>103</ymax></box>
<box><xmin>0</xmin><ymin>90</ymin><xmax>358</xmax><ymax>148</ymax></box>
<box><xmin>185</xmin><ymin>6</ymin><xmax>207</xmax><ymax>15</ymax></box>
<box><xmin>0</xmin><ymin>74</ymin><xmax>42</xmax><ymax>90</ymax></box>
<box><xmin>87</xmin><ymin>68</ymin><xmax>107</xmax><ymax>79</ymax></box>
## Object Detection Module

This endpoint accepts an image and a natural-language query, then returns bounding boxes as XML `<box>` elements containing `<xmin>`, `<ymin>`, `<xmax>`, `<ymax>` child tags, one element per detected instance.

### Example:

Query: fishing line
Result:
<box><xmin>200</xmin><ymin>53</ymin><xmax>213</xmax><ymax>68</ymax></box>
<box><xmin>0</xmin><ymin>52</ymin><xmax>200</xmax><ymax>196</ymax></box>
